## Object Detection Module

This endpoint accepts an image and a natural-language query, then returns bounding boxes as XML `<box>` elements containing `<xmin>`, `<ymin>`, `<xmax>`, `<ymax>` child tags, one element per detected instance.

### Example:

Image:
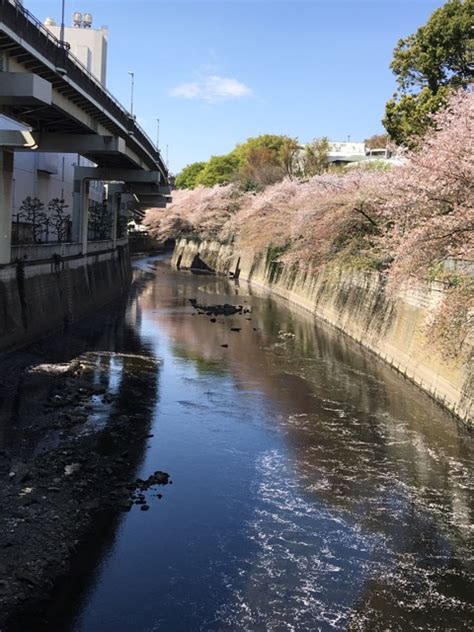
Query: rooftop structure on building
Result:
<box><xmin>45</xmin><ymin>12</ymin><xmax>108</xmax><ymax>86</ymax></box>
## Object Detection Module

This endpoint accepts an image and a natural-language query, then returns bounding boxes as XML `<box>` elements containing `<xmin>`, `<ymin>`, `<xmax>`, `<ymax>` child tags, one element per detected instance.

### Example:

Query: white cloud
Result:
<box><xmin>170</xmin><ymin>75</ymin><xmax>252</xmax><ymax>102</ymax></box>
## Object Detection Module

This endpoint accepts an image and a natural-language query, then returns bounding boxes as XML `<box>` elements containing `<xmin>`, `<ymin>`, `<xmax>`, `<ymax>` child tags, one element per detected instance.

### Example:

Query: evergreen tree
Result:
<box><xmin>383</xmin><ymin>0</ymin><xmax>473</xmax><ymax>146</ymax></box>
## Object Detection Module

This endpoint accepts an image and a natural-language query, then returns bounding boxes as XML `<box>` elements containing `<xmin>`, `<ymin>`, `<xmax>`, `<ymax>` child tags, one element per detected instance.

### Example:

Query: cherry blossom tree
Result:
<box><xmin>378</xmin><ymin>89</ymin><xmax>473</xmax><ymax>283</ymax></box>
<box><xmin>145</xmin><ymin>90</ymin><xmax>473</xmax><ymax>287</ymax></box>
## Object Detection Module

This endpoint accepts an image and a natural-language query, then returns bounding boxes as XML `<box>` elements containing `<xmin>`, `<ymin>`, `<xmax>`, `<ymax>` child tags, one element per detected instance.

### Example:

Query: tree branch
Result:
<box><xmin>353</xmin><ymin>205</ymin><xmax>379</xmax><ymax>229</ymax></box>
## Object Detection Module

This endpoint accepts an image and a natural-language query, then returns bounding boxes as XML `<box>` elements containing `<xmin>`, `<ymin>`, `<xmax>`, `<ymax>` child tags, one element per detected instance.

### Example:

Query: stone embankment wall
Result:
<box><xmin>173</xmin><ymin>237</ymin><xmax>473</xmax><ymax>426</ymax></box>
<box><xmin>0</xmin><ymin>246</ymin><xmax>131</xmax><ymax>352</ymax></box>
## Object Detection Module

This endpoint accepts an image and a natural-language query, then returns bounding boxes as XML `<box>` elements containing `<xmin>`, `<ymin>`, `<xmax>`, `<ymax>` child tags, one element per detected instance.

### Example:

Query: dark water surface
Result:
<box><xmin>13</xmin><ymin>258</ymin><xmax>474</xmax><ymax>630</ymax></box>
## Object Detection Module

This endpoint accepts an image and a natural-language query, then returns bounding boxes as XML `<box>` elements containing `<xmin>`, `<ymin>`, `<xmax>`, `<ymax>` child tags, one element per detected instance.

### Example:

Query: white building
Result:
<box><xmin>327</xmin><ymin>141</ymin><xmax>367</xmax><ymax>165</ymax></box>
<box><xmin>299</xmin><ymin>140</ymin><xmax>395</xmax><ymax>170</ymax></box>
<box><xmin>45</xmin><ymin>13</ymin><xmax>108</xmax><ymax>85</ymax></box>
<box><xmin>1</xmin><ymin>9</ymin><xmax>108</xmax><ymax>244</ymax></box>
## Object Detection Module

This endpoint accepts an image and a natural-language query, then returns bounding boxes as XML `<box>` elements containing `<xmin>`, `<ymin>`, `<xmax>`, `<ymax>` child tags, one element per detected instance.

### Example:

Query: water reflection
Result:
<box><xmin>130</xmin><ymin>260</ymin><xmax>472</xmax><ymax>631</ymax></box>
<box><xmin>6</xmin><ymin>257</ymin><xmax>472</xmax><ymax>631</ymax></box>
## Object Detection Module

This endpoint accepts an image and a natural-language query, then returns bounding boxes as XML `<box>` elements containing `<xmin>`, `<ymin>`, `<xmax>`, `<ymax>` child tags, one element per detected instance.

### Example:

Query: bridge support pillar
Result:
<box><xmin>106</xmin><ymin>189</ymin><xmax>120</xmax><ymax>249</ymax></box>
<box><xmin>0</xmin><ymin>150</ymin><xmax>13</xmax><ymax>265</ymax></box>
<box><xmin>72</xmin><ymin>177</ymin><xmax>90</xmax><ymax>255</ymax></box>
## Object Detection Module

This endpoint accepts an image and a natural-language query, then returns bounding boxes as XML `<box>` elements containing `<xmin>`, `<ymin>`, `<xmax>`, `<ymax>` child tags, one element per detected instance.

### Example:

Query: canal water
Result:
<box><xmin>19</xmin><ymin>257</ymin><xmax>474</xmax><ymax>630</ymax></box>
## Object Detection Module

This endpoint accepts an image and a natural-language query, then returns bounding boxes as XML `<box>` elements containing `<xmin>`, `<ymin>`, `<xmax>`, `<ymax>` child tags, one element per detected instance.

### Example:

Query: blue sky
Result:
<box><xmin>28</xmin><ymin>1</ymin><xmax>443</xmax><ymax>172</ymax></box>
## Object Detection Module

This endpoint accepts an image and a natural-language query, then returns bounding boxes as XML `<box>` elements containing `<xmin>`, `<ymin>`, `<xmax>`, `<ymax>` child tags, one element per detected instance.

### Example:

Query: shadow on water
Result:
<box><xmin>0</xmin><ymin>263</ymin><xmax>162</xmax><ymax>632</ymax></box>
<box><xmin>0</xmin><ymin>263</ymin><xmax>157</xmax><ymax>459</ymax></box>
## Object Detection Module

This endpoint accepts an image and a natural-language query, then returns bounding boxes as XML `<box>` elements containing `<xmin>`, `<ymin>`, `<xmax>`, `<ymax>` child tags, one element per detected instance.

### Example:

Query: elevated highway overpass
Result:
<box><xmin>0</xmin><ymin>0</ymin><xmax>170</xmax><ymax>263</ymax></box>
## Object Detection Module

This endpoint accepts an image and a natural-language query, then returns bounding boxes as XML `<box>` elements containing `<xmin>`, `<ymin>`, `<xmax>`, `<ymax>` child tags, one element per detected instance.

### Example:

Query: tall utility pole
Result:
<box><xmin>59</xmin><ymin>0</ymin><xmax>66</xmax><ymax>44</ymax></box>
<box><xmin>156</xmin><ymin>118</ymin><xmax>160</xmax><ymax>150</ymax></box>
<box><xmin>128</xmin><ymin>71</ymin><xmax>135</xmax><ymax>118</ymax></box>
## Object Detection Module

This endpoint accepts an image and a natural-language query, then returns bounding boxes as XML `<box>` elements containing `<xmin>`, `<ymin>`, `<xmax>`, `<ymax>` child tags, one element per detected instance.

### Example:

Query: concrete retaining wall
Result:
<box><xmin>0</xmin><ymin>245</ymin><xmax>131</xmax><ymax>352</ymax></box>
<box><xmin>173</xmin><ymin>237</ymin><xmax>473</xmax><ymax>426</ymax></box>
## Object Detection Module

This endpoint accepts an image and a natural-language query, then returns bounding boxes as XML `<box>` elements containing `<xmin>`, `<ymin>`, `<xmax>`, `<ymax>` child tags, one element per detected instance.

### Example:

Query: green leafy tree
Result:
<box><xmin>302</xmin><ymin>137</ymin><xmax>330</xmax><ymax>177</ymax></box>
<box><xmin>383</xmin><ymin>0</ymin><xmax>474</xmax><ymax>146</ymax></box>
<box><xmin>234</xmin><ymin>134</ymin><xmax>299</xmax><ymax>188</ymax></box>
<box><xmin>233</xmin><ymin>134</ymin><xmax>289</xmax><ymax>163</ymax></box>
<box><xmin>195</xmin><ymin>153</ymin><xmax>241</xmax><ymax>187</ymax></box>
<box><xmin>175</xmin><ymin>161</ymin><xmax>206</xmax><ymax>189</ymax></box>
<box><xmin>237</xmin><ymin>146</ymin><xmax>284</xmax><ymax>189</ymax></box>
<box><xmin>364</xmin><ymin>134</ymin><xmax>389</xmax><ymax>150</ymax></box>
<box><xmin>279</xmin><ymin>137</ymin><xmax>301</xmax><ymax>180</ymax></box>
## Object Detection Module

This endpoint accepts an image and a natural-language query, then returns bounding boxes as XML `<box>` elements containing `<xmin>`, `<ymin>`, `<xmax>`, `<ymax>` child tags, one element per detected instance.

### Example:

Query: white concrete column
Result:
<box><xmin>0</xmin><ymin>150</ymin><xmax>13</xmax><ymax>265</ymax></box>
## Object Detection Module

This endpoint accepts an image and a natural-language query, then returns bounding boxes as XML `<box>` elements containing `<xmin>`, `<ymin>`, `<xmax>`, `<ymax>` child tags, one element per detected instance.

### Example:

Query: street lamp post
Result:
<box><xmin>59</xmin><ymin>0</ymin><xmax>66</xmax><ymax>45</ymax></box>
<box><xmin>128</xmin><ymin>71</ymin><xmax>135</xmax><ymax>118</ymax></box>
<box><xmin>156</xmin><ymin>118</ymin><xmax>160</xmax><ymax>151</ymax></box>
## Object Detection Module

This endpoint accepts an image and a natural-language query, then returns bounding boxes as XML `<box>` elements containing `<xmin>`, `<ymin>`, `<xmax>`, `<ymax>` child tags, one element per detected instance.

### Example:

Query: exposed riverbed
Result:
<box><xmin>1</xmin><ymin>256</ymin><xmax>473</xmax><ymax>631</ymax></box>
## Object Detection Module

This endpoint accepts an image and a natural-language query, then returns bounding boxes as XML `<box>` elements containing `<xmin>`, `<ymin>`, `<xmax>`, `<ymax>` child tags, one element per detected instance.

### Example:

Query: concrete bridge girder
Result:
<box><xmin>125</xmin><ymin>184</ymin><xmax>172</xmax><ymax>196</ymax></box>
<box><xmin>138</xmin><ymin>199</ymin><xmax>167</xmax><ymax>209</ymax></box>
<box><xmin>0</xmin><ymin>131</ymin><xmax>126</xmax><ymax>154</ymax></box>
<box><xmin>36</xmin><ymin>134</ymin><xmax>127</xmax><ymax>156</ymax></box>
<box><xmin>137</xmin><ymin>200</ymin><xmax>169</xmax><ymax>209</ymax></box>
<box><xmin>0</xmin><ymin>5</ymin><xmax>167</xmax><ymax>175</ymax></box>
<box><xmin>0</xmin><ymin>59</ymin><xmax>156</xmax><ymax>169</ymax></box>
<box><xmin>0</xmin><ymin>130</ymin><xmax>38</xmax><ymax>149</ymax></box>
<box><xmin>0</xmin><ymin>130</ymin><xmax>148</xmax><ymax>173</ymax></box>
<box><xmin>0</xmin><ymin>72</ymin><xmax>52</xmax><ymax>106</ymax></box>
<box><xmin>74</xmin><ymin>167</ymin><xmax>162</xmax><ymax>184</ymax></box>
<box><xmin>5</xmin><ymin>61</ymin><xmax>112</xmax><ymax>138</ymax></box>
<box><xmin>0</xmin><ymin>67</ymin><xmax>150</xmax><ymax>170</ymax></box>
<box><xmin>136</xmin><ymin>193</ymin><xmax>172</xmax><ymax>203</ymax></box>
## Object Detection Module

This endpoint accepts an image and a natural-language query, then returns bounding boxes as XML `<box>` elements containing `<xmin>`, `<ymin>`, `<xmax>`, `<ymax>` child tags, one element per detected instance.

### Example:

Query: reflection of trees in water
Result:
<box><xmin>259</xmin><ymin>304</ymin><xmax>473</xmax><ymax>593</ymax></box>
<box><xmin>172</xmin><ymin>345</ymin><xmax>228</xmax><ymax>376</ymax></box>
<box><xmin>143</xmin><ymin>268</ymin><xmax>473</xmax><ymax>615</ymax></box>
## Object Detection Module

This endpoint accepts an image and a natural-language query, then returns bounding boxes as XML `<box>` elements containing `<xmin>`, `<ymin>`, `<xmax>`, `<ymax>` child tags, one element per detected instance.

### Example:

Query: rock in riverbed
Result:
<box><xmin>188</xmin><ymin>300</ymin><xmax>251</xmax><ymax>317</ymax></box>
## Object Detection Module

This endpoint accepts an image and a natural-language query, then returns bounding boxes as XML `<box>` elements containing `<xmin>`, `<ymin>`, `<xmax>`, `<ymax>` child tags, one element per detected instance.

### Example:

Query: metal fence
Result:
<box><xmin>11</xmin><ymin>236</ymin><xmax>128</xmax><ymax>262</ymax></box>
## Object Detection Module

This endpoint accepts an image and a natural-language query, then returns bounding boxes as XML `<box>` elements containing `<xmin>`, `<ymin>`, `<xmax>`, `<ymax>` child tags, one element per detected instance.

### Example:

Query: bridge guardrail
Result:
<box><xmin>0</xmin><ymin>0</ymin><xmax>168</xmax><ymax>179</ymax></box>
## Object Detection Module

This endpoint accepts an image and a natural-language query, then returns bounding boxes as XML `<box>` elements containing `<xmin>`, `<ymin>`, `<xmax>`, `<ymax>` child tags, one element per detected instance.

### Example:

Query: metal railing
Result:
<box><xmin>0</xmin><ymin>0</ymin><xmax>168</xmax><ymax>178</ymax></box>
<box><xmin>11</xmin><ymin>236</ymin><xmax>129</xmax><ymax>263</ymax></box>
